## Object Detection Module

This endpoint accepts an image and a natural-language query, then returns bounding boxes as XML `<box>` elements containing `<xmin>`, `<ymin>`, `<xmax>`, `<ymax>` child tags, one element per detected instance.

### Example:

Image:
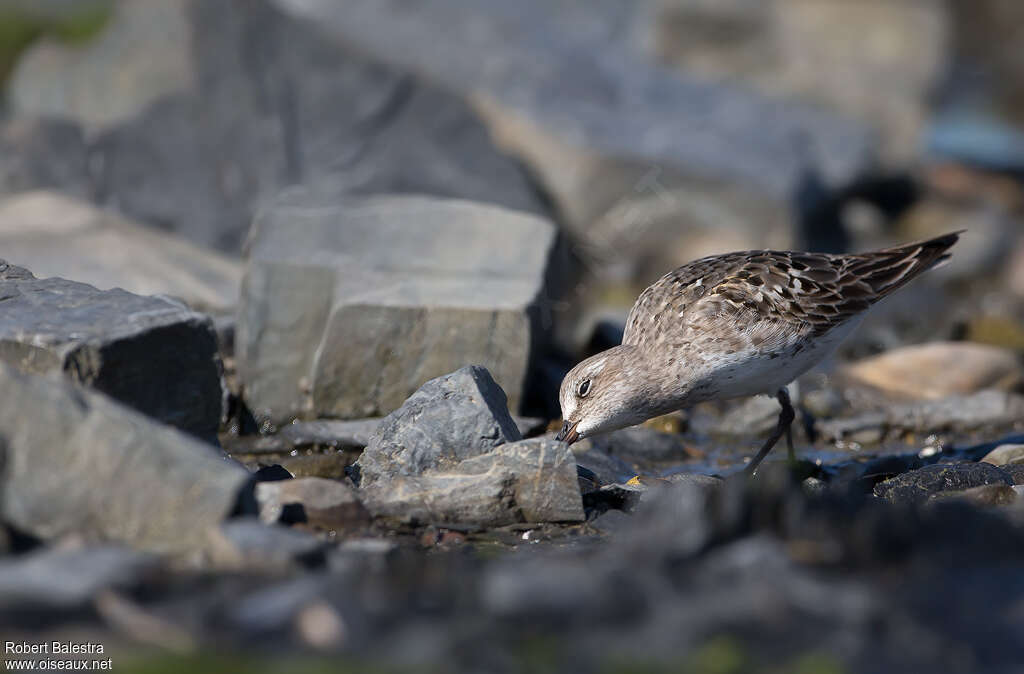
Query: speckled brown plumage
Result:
<box><xmin>557</xmin><ymin>232</ymin><xmax>961</xmax><ymax>473</ymax></box>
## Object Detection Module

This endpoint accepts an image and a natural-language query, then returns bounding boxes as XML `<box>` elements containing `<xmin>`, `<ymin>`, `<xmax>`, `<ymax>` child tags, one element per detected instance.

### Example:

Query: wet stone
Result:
<box><xmin>874</xmin><ymin>463</ymin><xmax>1014</xmax><ymax>504</ymax></box>
<box><xmin>214</xmin><ymin>520</ymin><xmax>328</xmax><ymax>571</ymax></box>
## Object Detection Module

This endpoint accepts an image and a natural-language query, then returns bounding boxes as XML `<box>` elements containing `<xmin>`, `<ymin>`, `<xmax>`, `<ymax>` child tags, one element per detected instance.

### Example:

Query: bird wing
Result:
<box><xmin>623</xmin><ymin>232</ymin><xmax>960</xmax><ymax>352</ymax></box>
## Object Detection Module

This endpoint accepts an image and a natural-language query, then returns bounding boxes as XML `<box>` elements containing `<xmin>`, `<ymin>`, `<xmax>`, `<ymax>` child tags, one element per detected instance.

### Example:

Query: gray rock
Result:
<box><xmin>214</xmin><ymin>519</ymin><xmax>327</xmax><ymax>570</ymax></box>
<box><xmin>874</xmin><ymin>463</ymin><xmax>1014</xmax><ymax>504</ymax></box>
<box><xmin>71</xmin><ymin>0</ymin><xmax>540</xmax><ymax>252</ymax></box>
<box><xmin>255</xmin><ymin>478</ymin><xmax>369</xmax><ymax>531</ymax></box>
<box><xmin>278</xmin><ymin>419</ymin><xmax>381</xmax><ymax>451</ymax></box>
<box><xmin>0</xmin><ymin>261</ymin><xmax>224</xmax><ymax>438</ymax></box>
<box><xmin>355</xmin><ymin>366</ymin><xmax>522</xmax><ymax>485</ymax></box>
<box><xmin>238</xmin><ymin>194</ymin><xmax>555</xmax><ymax>424</ymax></box>
<box><xmin>0</xmin><ymin>545</ymin><xmax>156</xmax><ymax>612</ymax></box>
<box><xmin>274</xmin><ymin>0</ymin><xmax>871</xmax><ymax>276</ymax></box>
<box><xmin>362</xmin><ymin>438</ymin><xmax>583</xmax><ymax>526</ymax></box>
<box><xmin>0</xmin><ymin>365</ymin><xmax>251</xmax><ymax>553</ymax></box>
<box><xmin>0</xmin><ymin>117</ymin><xmax>91</xmax><ymax>199</ymax></box>
<box><xmin>0</xmin><ymin>191</ymin><xmax>241</xmax><ymax>312</ymax></box>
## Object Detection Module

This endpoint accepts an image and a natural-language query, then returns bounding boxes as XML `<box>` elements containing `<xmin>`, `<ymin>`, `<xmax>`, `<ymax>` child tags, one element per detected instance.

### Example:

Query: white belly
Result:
<box><xmin>693</xmin><ymin>318</ymin><xmax>860</xmax><ymax>401</ymax></box>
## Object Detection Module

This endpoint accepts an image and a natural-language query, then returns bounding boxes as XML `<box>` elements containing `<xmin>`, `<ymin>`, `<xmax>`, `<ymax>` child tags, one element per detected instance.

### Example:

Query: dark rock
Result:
<box><xmin>238</xmin><ymin>191</ymin><xmax>555</xmax><ymax>424</ymax></box>
<box><xmin>0</xmin><ymin>261</ymin><xmax>224</xmax><ymax>439</ymax></box>
<box><xmin>1001</xmin><ymin>464</ymin><xmax>1024</xmax><ymax>485</ymax></box>
<box><xmin>256</xmin><ymin>477</ymin><xmax>369</xmax><ymax>531</ymax></box>
<box><xmin>355</xmin><ymin>366</ymin><xmax>522</xmax><ymax>486</ymax></box>
<box><xmin>512</xmin><ymin>416</ymin><xmax>548</xmax><ymax>438</ymax></box>
<box><xmin>0</xmin><ymin>545</ymin><xmax>156</xmax><ymax>612</ymax></box>
<box><xmin>582</xmin><ymin>426</ymin><xmax>695</xmax><ymax>465</ymax></box>
<box><xmin>0</xmin><ymin>364</ymin><xmax>251</xmax><ymax>553</ymax></box>
<box><xmin>874</xmin><ymin>463</ymin><xmax>1014</xmax><ymax>504</ymax></box>
<box><xmin>573</xmin><ymin>447</ymin><xmax>637</xmax><ymax>486</ymax></box>
<box><xmin>362</xmin><ymin>438</ymin><xmax>583</xmax><ymax>526</ymax></box>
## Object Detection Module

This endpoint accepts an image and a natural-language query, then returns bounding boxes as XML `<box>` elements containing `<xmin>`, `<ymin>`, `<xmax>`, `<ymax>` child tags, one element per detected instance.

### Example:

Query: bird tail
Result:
<box><xmin>846</xmin><ymin>231</ymin><xmax>962</xmax><ymax>299</ymax></box>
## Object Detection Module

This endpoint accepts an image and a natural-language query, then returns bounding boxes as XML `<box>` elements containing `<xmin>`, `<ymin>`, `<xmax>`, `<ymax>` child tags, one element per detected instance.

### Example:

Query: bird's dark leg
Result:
<box><xmin>742</xmin><ymin>387</ymin><xmax>796</xmax><ymax>476</ymax></box>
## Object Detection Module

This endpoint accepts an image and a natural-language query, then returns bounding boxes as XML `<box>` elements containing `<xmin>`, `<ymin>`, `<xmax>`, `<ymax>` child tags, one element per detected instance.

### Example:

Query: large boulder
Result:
<box><xmin>0</xmin><ymin>261</ymin><xmax>224</xmax><ymax>438</ymax></box>
<box><xmin>355</xmin><ymin>366</ymin><xmax>523</xmax><ymax>486</ymax></box>
<box><xmin>0</xmin><ymin>191</ymin><xmax>240</xmax><ymax>311</ymax></box>
<box><xmin>3</xmin><ymin>0</ymin><xmax>543</xmax><ymax>253</ymax></box>
<box><xmin>237</xmin><ymin>193</ymin><xmax>556</xmax><ymax>424</ymax></box>
<box><xmin>273</xmin><ymin>0</ymin><xmax>872</xmax><ymax>281</ymax></box>
<box><xmin>0</xmin><ymin>364</ymin><xmax>252</xmax><ymax>553</ymax></box>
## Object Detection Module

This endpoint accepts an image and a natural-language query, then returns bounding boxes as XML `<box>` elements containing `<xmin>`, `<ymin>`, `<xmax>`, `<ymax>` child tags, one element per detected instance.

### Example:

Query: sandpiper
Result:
<box><xmin>555</xmin><ymin>232</ymin><xmax>960</xmax><ymax>474</ymax></box>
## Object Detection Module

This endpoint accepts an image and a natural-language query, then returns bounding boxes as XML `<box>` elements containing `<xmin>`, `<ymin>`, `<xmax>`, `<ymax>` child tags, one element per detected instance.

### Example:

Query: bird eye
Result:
<box><xmin>577</xmin><ymin>379</ymin><xmax>592</xmax><ymax>398</ymax></box>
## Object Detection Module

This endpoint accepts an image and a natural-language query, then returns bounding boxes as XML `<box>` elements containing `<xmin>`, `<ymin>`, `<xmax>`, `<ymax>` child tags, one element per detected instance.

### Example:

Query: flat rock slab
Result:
<box><xmin>874</xmin><ymin>463</ymin><xmax>1014</xmax><ymax>504</ymax></box>
<box><xmin>362</xmin><ymin>438</ymin><xmax>584</xmax><ymax>526</ymax></box>
<box><xmin>238</xmin><ymin>192</ymin><xmax>555</xmax><ymax>424</ymax></box>
<box><xmin>356</xmin><ymin>366</ymin><xmax>522</xmax><ymax>485</ymax></box>
<box><xmin>0</xmin><ymin>191</ymin><xmax>241</xmax><ymax>311</ymax></box>
<box><xmin>0</xmin><ymin>261</ymin><xmax>224</xmax><ymax>438</ymax></box>
<box><xmin>0</xmin><ymin>364</ymin><xmax>252</xmax><ymax>553</ymax></box>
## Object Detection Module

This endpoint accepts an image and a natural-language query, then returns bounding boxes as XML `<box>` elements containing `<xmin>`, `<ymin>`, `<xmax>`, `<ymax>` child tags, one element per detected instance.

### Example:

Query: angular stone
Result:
<box><xmin>0</xmin><ymin>364</ymin><xmax>252</xmax><ymax>553</ymax></box>
<box><xmin>355</xmin><ymin>366</ymin><xmax>522</xmax><ymax>485</ymax></box>
<box><xmin>255</xmin><ymin>477</ymin><xmax>369</xmax><ymax>531</ymax></box>
<box><xmin>981</xmin><ymin>444</ymin><xmax>1024</xmax><ymax>467</ymax></box>
<box><xmin>456</xmin><ymin>439</ymin><xmax>585</xmax><ymax>523</ymax></box>
<box><xmin>842</xmin><ymin>342</ymin><xmax>1022</xmax><ymax>400</ymax></box>
<box><xmin>0</xmin><ymin>261</ymin><xmax>224</xmax><ymax>438</ymax></box>
<box><xmin>238</xmin><ymin>193</ymin><xmax>555</xmax><ymax>424</ymax></box>
<box><xmin>874</xmin><ymin>463</ymin><xmax>1014</xmax><ymax>504</ymax></box>
<box><xmin>362</xmin><ymin>438</ymin><xmax>583</xmax><ymax>526</ymax></box>
<box><xmin>0</xmin><ymin>191</ymin><xmax>241</xmax><ymax>311</ymax></box>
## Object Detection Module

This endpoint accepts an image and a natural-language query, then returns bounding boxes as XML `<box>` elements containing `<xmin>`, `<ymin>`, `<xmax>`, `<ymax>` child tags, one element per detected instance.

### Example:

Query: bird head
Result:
<box><xmin>556</xmin><ymin>345</ymin><xmax>651</xmax><ymax>445</ymax></box>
